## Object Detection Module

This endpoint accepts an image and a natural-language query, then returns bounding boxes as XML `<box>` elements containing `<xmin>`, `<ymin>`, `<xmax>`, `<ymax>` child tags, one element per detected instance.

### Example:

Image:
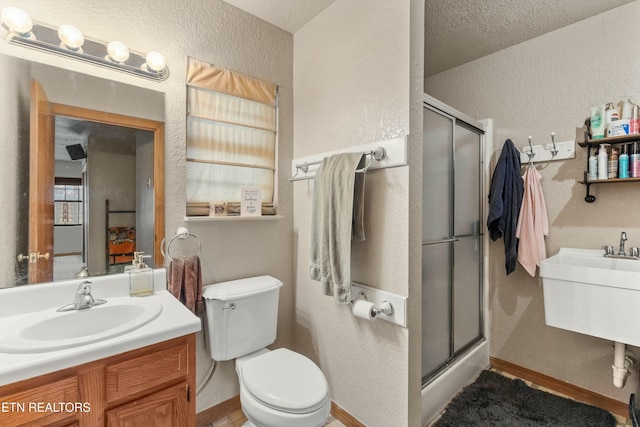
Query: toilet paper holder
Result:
<box><xmin>351</xmin><ymin>292</ymin><xmax>394</xmax><ymax>318</ymax></box>
<box><xmin>349</xmin><ymin>283</ymin><xmax>407</xmax><ymax>327</ymax></box>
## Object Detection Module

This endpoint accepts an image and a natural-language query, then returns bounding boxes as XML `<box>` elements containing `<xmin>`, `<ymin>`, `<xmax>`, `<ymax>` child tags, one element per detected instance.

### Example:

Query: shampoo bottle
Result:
<box><xmin>590</xmin><ymin>105</ymin><xmax>605</xmax><ymax>139</ymax></box>
<box><xmin>619</xmin><ymin>144</ymin><xmax>629</xmax><ymax>179</ymax></box>
<box><xmin>621</xmin><ymin>99</ymin><xmax>633</xmax><ymax>120</ymax></box>
<box><xmin>631</xmin><ymin>105</ymin><xmax>640</xmax><ymax>135</ymax></box>
<box><xmin>631</xmin><ymin>142</ymin><xmax>640</xmax><ymax>178</ymax></box>
<box><xmin>608</xmin><ymin>148</ymin><xmax>619</xmax><ymax>179</ymax></box>
<box><xmin>597</xmin><ymin>145</ymin><xmax>609</xmax><ymax>180</ymax></box>
<box><xmin>588</xmin><ymin>155</ymin><xmax>598</xmax><ymax>180</ymax></box>
<box><xmin>129</xmin><ymin>252</ymin><xmax>154</xmax><ymax>297</ymax></box>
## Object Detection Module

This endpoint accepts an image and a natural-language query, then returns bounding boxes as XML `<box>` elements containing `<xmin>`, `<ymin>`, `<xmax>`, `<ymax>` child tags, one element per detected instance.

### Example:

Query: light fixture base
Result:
<box><xmin>0</xmin><ymin>8</ymin><xmax>169</xmax><ymax>82</ymax></box>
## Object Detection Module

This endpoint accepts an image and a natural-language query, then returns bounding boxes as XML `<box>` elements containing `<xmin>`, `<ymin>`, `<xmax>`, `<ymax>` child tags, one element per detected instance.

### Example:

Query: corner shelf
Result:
<box><xmin>579</xmin><ymin>131</ymin><xmax>640</xmax><ymax>203</ymax></box>
<box><xmin>578</xmin><ymin>133</ymin><xmax>640</xmax><ymax>148</ymax></box>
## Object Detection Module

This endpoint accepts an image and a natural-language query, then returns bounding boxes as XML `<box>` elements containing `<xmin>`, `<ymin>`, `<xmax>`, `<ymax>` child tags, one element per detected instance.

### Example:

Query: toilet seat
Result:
<box><xmin>239</xmin><ymin>348</ymin><xmax>329</xmax><ymax>414</ymax></box>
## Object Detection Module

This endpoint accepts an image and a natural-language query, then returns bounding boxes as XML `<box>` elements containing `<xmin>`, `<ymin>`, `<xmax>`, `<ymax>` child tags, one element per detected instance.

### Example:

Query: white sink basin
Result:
<box><xmin>540</xmin><ymin>248</ymin><xmax>640</xmax><ymax>346</ymax></box>
<box><xmin>0</xmin><ymin>298</ymin><xmax>162</xmax><ymax>353</ymax></box>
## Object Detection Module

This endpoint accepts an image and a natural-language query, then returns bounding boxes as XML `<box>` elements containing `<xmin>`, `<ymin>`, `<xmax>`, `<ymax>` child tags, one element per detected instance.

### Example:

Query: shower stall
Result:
<box><xmin>420</xmin><ymin>94</ymin><xmax>491</xmax><ymax>425</ymax></box>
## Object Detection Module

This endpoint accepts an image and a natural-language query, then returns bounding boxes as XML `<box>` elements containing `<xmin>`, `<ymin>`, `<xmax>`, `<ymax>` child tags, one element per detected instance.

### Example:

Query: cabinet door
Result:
<box><xmin>0</xmin><ymin>376</ymin><xmax>79</xmax><ymax>427</ymax></box>
<box><xmin>105</xmin><ymin>382</ymin><xmax>190</xmax><ymax>427</ymax></box>
<box><xmin>105</xmin><ymin>341</ymin><xmax>190</xmax><ymax>404</ymax></box>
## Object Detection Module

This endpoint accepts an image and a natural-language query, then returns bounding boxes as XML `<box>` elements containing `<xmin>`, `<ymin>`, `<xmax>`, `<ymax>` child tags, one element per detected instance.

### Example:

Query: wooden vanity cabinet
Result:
<box><xmin>0</xmin><ymin>334</ymin><xmax>195</xmax><ymax>427</ymax></box>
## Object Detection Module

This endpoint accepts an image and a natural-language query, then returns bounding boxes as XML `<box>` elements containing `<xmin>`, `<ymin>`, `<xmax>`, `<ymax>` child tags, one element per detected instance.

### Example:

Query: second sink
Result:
<box><xmin>540</xmin><ymin>247</ymin><xmax>640</xmax><ymax>346</ymax></box>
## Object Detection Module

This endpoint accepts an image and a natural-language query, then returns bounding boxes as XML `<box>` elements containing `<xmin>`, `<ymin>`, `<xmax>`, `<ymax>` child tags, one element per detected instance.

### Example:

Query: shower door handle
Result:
<box><xmin>423</xmin><ymin>236</ymin><xmax>459</xmax><ymax>246</ymax></box>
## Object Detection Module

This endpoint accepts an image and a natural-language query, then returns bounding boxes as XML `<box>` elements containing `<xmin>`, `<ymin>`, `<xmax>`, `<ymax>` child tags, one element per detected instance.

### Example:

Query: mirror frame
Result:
<box><xmin>49</xmin><ymin>102</ymin><xmax>165</xmax><ymax>269</ymax></box>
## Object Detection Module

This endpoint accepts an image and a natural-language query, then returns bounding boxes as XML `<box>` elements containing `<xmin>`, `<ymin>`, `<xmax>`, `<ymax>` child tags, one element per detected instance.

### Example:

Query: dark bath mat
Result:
<box><xmin>433</xmin><ymin>370</ymin><xmax>616</xmax><ymax>427</ymax></box>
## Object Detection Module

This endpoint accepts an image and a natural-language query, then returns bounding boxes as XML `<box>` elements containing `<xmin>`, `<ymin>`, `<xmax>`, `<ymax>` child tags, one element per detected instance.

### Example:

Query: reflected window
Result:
<box><xmin>54</xmin><ymin>179</ymin><xmax>83</xmax><ymax>225</ymax></box>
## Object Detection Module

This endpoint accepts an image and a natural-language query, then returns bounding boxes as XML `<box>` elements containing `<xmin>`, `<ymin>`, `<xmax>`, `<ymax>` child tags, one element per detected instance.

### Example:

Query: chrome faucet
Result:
<box><xmin>57</xmin><ymin>280</ymin><xmax>107</xmax><ymax>312</ymax></box>
<box><xmin>602</xmin><ymin>232</ymin><xmax>639</xmax><ymax>260</ymax></box>
<box><xmin>619</xmin><ymin>231</ymin><xmax>628</xmax><ymax>256</ymax></box>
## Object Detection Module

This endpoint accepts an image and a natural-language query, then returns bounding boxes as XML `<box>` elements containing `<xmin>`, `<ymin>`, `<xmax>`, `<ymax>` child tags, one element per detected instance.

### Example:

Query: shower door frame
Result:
<box><xmin>420</xmin><ymin>93</ymin><xmax>491</xmax><ymax>426</ymax></box>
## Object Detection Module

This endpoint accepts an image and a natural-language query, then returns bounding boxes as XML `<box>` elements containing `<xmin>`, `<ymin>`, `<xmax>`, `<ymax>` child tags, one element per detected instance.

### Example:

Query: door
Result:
<box><xmin>28</xmin><ymin>79</ymin><xmax>55</xmax><ymax>283</ymax></box>
<box><xmin>422</xmin><ymin>103</ymin><xmax>484</xmax><ymax>383</ymax></box>
<box><xmin>105</xmin><ymin>382</ymin><xmax>191</xmax><ymax>427</ymax></box>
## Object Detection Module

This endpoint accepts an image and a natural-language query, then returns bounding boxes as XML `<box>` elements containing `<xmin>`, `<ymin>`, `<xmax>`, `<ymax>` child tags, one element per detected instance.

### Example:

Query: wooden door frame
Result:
<box><xmin>29</xmin><ymin>80</ymin><xmax>55</xmax><ymax>283</ymax></box>
<box><xmin>50</xmin><ymin>103</ymin><xmax>165</xmax><ymax>268</ymax></box>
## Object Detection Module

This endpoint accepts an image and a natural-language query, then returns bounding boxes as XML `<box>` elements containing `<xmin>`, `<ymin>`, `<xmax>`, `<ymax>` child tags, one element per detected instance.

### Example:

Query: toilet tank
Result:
<box><xmin>202</xmin><ymin>275</ymin><xmax>283</xmax><ymax>361</ymax></box>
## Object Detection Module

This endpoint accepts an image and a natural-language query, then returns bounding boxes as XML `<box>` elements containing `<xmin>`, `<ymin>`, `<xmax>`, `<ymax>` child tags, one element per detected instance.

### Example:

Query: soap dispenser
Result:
<box><xmin>128</xmin><ymin>252</ymin><xmax>154</xmax><ymax>297</ymax></box>
<box><xmin>597</xmin><ymin>145</ymin><xmax>609</xmax><ymax>180</ymax></box>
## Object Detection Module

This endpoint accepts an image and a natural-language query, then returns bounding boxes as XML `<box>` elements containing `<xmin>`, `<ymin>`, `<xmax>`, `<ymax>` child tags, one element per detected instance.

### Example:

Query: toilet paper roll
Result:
<box><xmin>352</xmin><ymin>300</ymin><xmax>377</xmax><ymax>320</ymax></box>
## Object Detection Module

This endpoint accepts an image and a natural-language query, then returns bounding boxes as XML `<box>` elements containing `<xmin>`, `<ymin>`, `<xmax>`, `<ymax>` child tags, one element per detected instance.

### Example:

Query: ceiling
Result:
<box><xmin>222</xmin><ymin>0</ymin><xmax>636</xmax><ymax>77</ymax></box>
<box><xmin>55</xmin><ymin>116</ymin><xmax>138</xmax><ymax>162</ymax></box>
<box><xmin>223</xmin><ymin>0</ymin><xmax>337</xmax><ymax>33</ymax></box>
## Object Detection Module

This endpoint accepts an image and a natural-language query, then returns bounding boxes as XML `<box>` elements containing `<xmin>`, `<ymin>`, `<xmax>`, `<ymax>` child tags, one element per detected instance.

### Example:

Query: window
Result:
<box><xmin>54</xmin><ymin>179</ymin><xmax>83</xmax><ymax>225</ymax></box>
<box><xmin>186</xmin><ymin>58</ymin><xmax>278</xmax><ymax>216</ymax></box>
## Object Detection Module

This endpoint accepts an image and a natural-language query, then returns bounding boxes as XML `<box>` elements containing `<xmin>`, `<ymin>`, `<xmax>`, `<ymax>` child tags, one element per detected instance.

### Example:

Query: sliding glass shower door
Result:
<box><xmin>422</xmin><ymin>103</ymin><xmax>484</xmax><ymax>384</ymax></box>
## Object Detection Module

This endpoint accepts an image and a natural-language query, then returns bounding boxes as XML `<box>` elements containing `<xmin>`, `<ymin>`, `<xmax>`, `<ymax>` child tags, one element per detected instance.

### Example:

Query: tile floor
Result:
<box><xmin>203</xmin><ymin>411</ymin><xmax>345</xmax><ymax>427</ymax></box>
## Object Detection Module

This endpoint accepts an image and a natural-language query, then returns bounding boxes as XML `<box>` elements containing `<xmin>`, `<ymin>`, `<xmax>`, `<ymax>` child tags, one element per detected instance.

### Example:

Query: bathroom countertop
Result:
<box><xmin>0</xmin><ymin>271</ymin><xmax>201</xmax><ymax>387</ymax></box>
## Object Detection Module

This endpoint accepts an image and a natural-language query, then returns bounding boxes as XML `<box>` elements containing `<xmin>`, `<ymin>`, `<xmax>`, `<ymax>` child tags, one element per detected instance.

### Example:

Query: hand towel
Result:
<box><xmin>169</xmin><ymin>255</ymin><xmax>204</xmax><ymax>317</ymax></box>
<box><xmin>309</xmin><ymin>152</ymin><xmax>366</xmax><ymax>304</ymax></box>
<box><xmin>516</xmin><ymin>167</ymin><xmax>549</xmax><ymax>276</ymax></box>
<box><xmin>487</xmin><ymin>139</ymin><xmax>524</xmax><ymax>275</ymax></box>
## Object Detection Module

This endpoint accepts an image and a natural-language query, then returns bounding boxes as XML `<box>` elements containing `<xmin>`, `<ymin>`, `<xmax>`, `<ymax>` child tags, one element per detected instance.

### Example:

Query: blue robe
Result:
<box><xmin>487</xmin><ymin>139</ymin><xmax>524</xmax><ymax>275</ymax></box>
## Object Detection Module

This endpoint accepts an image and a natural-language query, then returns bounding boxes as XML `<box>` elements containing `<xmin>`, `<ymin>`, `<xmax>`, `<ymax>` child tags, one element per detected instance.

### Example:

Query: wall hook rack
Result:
<box><xmin>519</xmin><ymin>132</ymin><xmax>575</xmax><ymax>164</ymax></box>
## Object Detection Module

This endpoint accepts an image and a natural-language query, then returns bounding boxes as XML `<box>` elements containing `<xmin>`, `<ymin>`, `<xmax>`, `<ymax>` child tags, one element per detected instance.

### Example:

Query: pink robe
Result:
<box><xmin>516</xmin><ymin>167</ymin><xmax>549</xmax><ymax>276</ymax></box>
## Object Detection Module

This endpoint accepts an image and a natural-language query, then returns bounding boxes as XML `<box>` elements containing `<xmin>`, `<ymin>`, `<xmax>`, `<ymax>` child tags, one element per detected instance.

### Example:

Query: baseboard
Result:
<box><xmin>491</xmin><ymin>357</ymin><xmax>628</xmax><ymax>417</ymax></box>
<box><xmin>196</xmin><ymin>397</ymin><xmax>365</xmax><ymax>427</ymax></box>
<box><xmin>196</xmin><ymin>396</ymin><xmax>241</xmax><ymax>427</ymax></box>
<box><xmin>331</xmin><ymin>401</ymin><xmax>366</xmax><ymax>427</ymax></box>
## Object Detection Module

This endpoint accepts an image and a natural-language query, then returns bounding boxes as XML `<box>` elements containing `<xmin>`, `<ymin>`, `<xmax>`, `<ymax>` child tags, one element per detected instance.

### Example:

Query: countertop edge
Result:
<box><xmin>0</xmin><ymin>291</ymin><xmax>201</xmax><ymax>387</ymax></box>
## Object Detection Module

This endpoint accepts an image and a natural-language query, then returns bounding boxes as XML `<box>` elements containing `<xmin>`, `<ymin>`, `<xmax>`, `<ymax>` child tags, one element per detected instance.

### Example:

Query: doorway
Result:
<box><xmin>420</xmin><ymin>94</ymin><xmax>491</xmax><ymax>425</ymax></box>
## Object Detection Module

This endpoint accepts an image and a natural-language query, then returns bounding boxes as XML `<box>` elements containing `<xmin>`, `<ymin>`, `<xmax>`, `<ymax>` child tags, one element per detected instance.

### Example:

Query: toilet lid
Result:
<box><xmin>241</xmin><ymin>348</ymin><xmax>329</xmax><ymax>414</ymax></box>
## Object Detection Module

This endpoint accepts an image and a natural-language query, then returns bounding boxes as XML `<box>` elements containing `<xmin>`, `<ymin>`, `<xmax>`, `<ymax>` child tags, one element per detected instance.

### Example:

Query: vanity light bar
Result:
<box><xmin>0</xmin><ymin>6</ymin><xmax>169</xmax><ymax>82</ymax></box>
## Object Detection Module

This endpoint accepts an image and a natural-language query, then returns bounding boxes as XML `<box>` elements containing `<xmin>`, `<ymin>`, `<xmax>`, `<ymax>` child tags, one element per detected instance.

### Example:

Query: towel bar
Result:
<box><xmin>289</xmin><ymin>147</ymin><xmax>386</xmax><ymax>182</ymax></box>
<box><xmin>161</xmin><ymin>226</ymin><xmax>202</xmax><ymax>262</ymax></box>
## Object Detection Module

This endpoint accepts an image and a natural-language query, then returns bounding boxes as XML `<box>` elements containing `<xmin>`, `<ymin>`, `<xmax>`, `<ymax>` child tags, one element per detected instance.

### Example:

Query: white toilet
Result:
<box><xmin>203</xmin><ymin>275</ymin><xmax>331</xmax><ymax>427</ymax></box>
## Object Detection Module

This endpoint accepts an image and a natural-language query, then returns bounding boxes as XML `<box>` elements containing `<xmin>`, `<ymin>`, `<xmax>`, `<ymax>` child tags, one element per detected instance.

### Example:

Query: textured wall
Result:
<box><xmin>0</xmin><ymin>0</ymin><xmax>293</xmax><ymax>413</ymax></box>
<box><xmin>0</xmin><ymin>54</ymin><xmax>29</xmax><ymax>288</ymax></box>
<box><xmin>293</xmin><ymin>0</ymin><xmax>418</xmax><ymax>425</ymax></box>
<box><xmin>426</xmin><ymin>1</ymin><xmax>640</xmax><ymax>403</ymax></box>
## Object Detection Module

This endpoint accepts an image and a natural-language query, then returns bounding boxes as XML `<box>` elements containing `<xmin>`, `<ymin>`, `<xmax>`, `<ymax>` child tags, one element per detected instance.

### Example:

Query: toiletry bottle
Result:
<box><xmin>619</xmin><ymin>144</ymin><xmax>629</xmax><ymax>179</ymax></box>
<box><xmin>590</xmin><ymin>105</ymin><xmax>605</xmax><ymax>139</ymax></box>
<box><xmin>597</xmin><ymin>145</ymin><xmax>609</xmax><ymax>180</ymax></box>
<box><xmin>608</xmin><ymin>148</ymin><xmax>618</xmax><ymax>179</ymax></box>
<box><xmin>621</xmin><ymin>99</ymin><xmax>633</xmax><ymax>120</ymax></box>
<box><xmin>605</xmin><ymin>102</ymin><xmax>619</xmax><ymax>126</ymax></box>
<box><xmin>631</xmin><ymin>105</ymin><xmax>639</xmax><ymax>135</ymax></box>
<box><xmin>631</xmin><ymin>142</ymin><xmax>640</xmax><ymax>178</ymax></box>
<box><xmin>588</xmin><ymin>154</ymin><xmax>598</xmax><ymax>180</ymax></box>
<box><xmin>129</xmin><ymin>252</ymin><xmax>154</xmax><ymax>297</ymax></box>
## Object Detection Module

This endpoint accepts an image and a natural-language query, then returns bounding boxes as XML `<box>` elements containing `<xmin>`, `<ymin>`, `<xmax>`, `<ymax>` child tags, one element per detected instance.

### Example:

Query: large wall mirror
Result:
<box><xmin>0</xmin><ymin>52</ymin><xmax>165</xmax><ymax>287</ymax></box>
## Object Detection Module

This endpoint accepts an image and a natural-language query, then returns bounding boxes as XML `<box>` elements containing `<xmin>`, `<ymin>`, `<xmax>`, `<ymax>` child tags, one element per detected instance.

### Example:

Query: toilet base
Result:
<box><xmin>239</xmin><ymin>381</ymin><xmax>330</xmax><ymax>427</ymax></box>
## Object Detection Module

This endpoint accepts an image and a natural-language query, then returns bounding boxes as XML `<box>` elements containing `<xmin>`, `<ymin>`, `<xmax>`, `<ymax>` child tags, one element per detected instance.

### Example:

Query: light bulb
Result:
<box><xmin>1</xmin><ymin>7</ymin><xmax>33</xmax><ymax>36</ymax></box>
<box><xmin>107</xmin><ymin>41</ymin><xmax>129</xmax><ymax>63</ymax></box>
<box><xmin>58</xmin><ymin>24</ymin><xmax>84</xmax><ymax>50</ymax></box>
<box><xmin>144</xmin><ymin>51</ymin><xmax>165</xmax><ymax>72</ymax></box>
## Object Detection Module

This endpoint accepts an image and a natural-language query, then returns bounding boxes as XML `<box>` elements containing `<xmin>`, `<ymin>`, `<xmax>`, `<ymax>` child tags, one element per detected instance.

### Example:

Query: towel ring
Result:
<box><xmin>161</xmin><ymin>226</ymin><xmax>202</xmax><ymax>262</ymax></box>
